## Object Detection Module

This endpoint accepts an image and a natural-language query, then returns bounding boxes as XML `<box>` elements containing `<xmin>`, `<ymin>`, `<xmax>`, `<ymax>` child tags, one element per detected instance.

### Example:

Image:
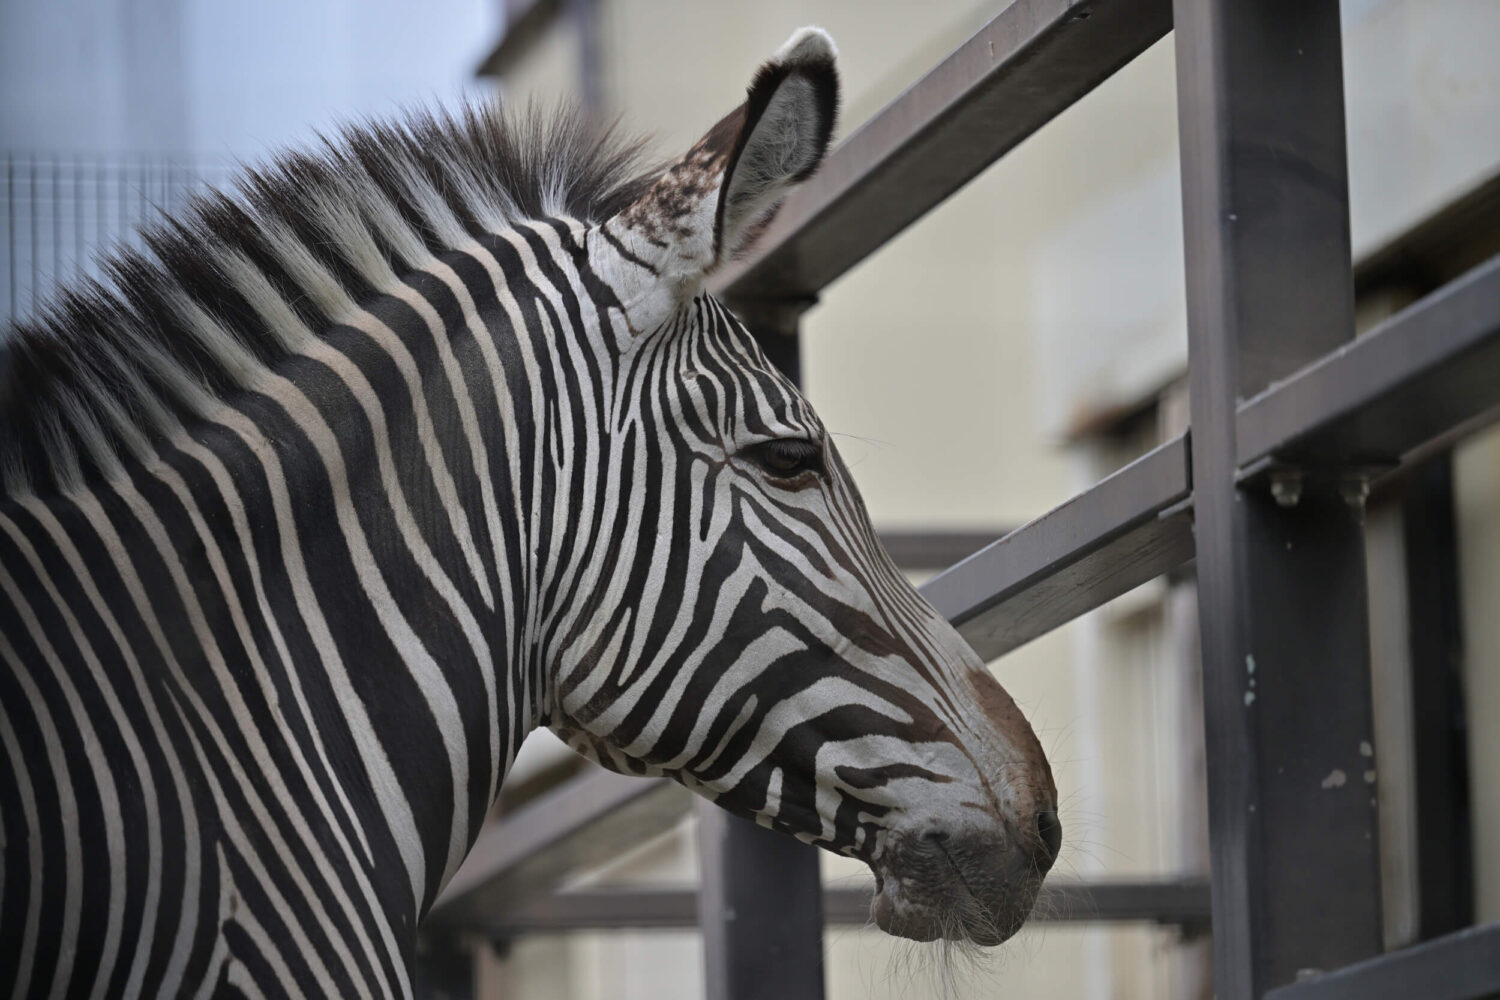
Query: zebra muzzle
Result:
<box><xmin>868</xmin><ymin>819</ymin><xmax>1057</xmax><ymax>946</ymax></box>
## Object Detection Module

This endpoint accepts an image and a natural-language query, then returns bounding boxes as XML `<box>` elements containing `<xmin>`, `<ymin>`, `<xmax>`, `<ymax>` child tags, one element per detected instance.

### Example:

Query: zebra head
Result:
<box><xmin>549</xmin><ymin>28</ymin><xmax>1059</xmax><ymax>946</ymax></box>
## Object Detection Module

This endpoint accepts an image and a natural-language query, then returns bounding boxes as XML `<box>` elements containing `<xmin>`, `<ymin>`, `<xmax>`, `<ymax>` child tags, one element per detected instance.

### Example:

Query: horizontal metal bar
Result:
<box><xmin>1237</xmin><ymin>254</ymin><xmax>1500</xmax><ymax>471</ymax></box>
<box><xmin>1264</xmin><ymin>921</ymin><xmax>1500</xmax><ymax>1000</ymax></box>
<box><xmin>710</xmin><ymin>0</ymin><xmax>1172</xmax><ymax>306</ymax></box>
<box><xmin>426</xmin><ymin>768</ymin><xmax>690</xmax><ymax>930</ymax></box>
<box><xmin>921</xmin><ymin>434</ymin><xmax>1195</xmax><ymax>661</ymax></box>
<box><xmin>452</xmin><ymin>879</ymin><xmax>1211</xmax><ymax>938</ymax></box>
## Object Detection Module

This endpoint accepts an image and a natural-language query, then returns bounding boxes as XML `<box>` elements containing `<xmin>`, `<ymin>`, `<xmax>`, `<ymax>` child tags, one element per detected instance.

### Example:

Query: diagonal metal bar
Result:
<box><xmin>447</xmin><ymin>878</ymin><xmax>1212</xmax><ymax>938</ymax></box>
<box><xmin>1263</xmin><ymin>921</ymin><xmax>1500</xmax><ymax>1000</ymax></box>
<box><xmin>425</xmin><ymin>768</ymin><xmax>691</xmax><ymax>931</ymax></box>
<box><xmin>710</xmin><ymin>0</ymin><xmax>1172</xmax><ymax>306</ymax></box>
<box><xmin>921</xmin><ymin>434</ymin><xmax>1194</xmax><ymax>661</ymax></box>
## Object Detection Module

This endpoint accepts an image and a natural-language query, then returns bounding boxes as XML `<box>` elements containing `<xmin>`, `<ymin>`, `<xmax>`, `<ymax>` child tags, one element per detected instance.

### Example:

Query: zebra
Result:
<box><xmin>0</xmin><ymin>27</ymin><xmax>1059</xmax><ymax>998</ymax></box>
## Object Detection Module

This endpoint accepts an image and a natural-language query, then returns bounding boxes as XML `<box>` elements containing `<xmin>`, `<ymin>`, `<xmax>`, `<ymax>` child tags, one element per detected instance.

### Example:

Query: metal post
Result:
<box><xmin>1400</xmin><ymin>459</ymin><xmax>1473</xmax><ymax>939</ymax></box>
<box><xmin>731</xmin><ymin>298</ymin><xmax>810</xmax><ymax>385</ymax></box>
<box><xmin>696</xmin><ymin>802</ymin><xmax>826</xmax><ymax>1000</ymax></box>
<box><xmin>1174</xmin><ymin>1</ymin><xmax>1383</xmax><ymax>996</ymax></box>
<box><xmin>412</xmin><ymin>941</ymin><xmax>475</xmax><ymax>1000</ymax></box>
<box><xmin>697</xmin><ymin>298</ymin><xmax>824</xmax><ymax>1000</ymax></box>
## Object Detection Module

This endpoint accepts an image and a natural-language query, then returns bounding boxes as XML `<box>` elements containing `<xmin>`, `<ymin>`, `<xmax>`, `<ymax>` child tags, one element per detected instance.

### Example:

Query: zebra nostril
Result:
<box><xmin>922</xmin><ymin>829</ymin><xmax>950</xmax><ymax>846</ymax></box>
<box><xmin>1036</xmin><ymin>810</ymin><xmax>1063</xmax><ymax>870</ymax></box>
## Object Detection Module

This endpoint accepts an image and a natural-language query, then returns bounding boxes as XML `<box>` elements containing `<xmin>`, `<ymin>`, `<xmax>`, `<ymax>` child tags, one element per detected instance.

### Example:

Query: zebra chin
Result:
<box><xmin>867</xmin><ymin>823</ymin><xmax>1055</xmax><ymax>947</ymax></box>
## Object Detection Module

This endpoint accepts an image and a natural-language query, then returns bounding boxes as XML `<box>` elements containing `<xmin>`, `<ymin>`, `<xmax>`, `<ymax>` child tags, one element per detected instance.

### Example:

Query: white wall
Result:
<box><xmin>1</xmin><ymin>0</ymin><xmax>499</xmax><ymax>160</ymax></box>
<box><xmin>1</xmin><ymin>0</ymin><xmax>192</xmax><ymax>153</ymax></box>
<box><xmin>1455</xmin><ymin>426</ymin><xmax>1500</xmax><ymax>924</ymax></box>
<box><xmin>181</xmin><ymin>0</ymin><xmax>499</xmax><ymax>163</ymax></box>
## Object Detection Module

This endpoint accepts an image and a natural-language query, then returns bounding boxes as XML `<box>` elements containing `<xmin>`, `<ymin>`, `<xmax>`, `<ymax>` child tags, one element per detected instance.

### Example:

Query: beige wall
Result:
<box><xmin>482</xmin><ymin>1</ymin><xmax>1500</xmax><ymax>996</ymax></box>
<box><xmin>1456</xmin><ymin>425</ymin><xmax>1500</xmax><ymax>925</ymax></box>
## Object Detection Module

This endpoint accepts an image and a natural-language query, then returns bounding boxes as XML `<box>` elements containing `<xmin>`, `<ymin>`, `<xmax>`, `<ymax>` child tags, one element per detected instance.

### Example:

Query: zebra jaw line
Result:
<box><xmin>0</xmin><ymin>25</ymin><xmax>1058</xmax><ymax>998</ymax></box>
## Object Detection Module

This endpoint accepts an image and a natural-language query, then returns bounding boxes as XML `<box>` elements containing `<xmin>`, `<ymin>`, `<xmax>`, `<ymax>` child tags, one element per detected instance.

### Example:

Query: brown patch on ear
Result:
<box><xmin>618</xmin><ymin>105</ymin><xmax>746</xmax><ymax>250</ymax></box>
<box><xmin>970</xmin><ymin>669</ymin><xmax>1056</xmax><ymax>797</ymax></box>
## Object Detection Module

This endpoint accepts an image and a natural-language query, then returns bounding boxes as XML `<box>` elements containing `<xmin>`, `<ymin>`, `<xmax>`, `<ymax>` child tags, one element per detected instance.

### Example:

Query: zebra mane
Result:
<box><xmin>0</xmin><ymin>102</ymin><xmax>660</xmax><ymax>497</ymax></box>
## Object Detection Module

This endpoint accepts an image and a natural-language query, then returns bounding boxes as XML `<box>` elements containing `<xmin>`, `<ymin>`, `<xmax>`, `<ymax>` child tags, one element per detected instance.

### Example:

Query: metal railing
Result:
<box><xmin>2</xmin><ymin>154</ymin><xmax>223</xmax><ymax>322</ymax></box>
<box><xmin>427</xmin><ymin>1</ymin><xmax>1500</xmax><ymax>999</ymax></box>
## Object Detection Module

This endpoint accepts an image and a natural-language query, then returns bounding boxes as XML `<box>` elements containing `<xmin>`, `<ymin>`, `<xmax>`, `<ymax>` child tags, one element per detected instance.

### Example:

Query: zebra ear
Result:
<box><xmin>594</xmin><ymin>27</ymin><xmax>838</xmax><ymax>334</ymax></box>
<box><xmin>714</xmin><ymin>27</ymin><xmax>839</xmax><ymax>258</ymax></box>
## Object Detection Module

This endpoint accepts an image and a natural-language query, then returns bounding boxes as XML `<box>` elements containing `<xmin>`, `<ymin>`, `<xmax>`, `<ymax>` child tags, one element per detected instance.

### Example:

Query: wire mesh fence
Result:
<box><xmin>2</xmin><ymin>153</ymin><xmax>226</xmax><ymax>323</ymax></box>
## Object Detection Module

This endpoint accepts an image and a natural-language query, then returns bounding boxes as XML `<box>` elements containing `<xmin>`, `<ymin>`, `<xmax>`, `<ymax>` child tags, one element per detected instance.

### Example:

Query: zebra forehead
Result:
<box><xmin>675</xmin><ymin>318</ymin><xmax>816</xmax><ymax>424</ymax></box>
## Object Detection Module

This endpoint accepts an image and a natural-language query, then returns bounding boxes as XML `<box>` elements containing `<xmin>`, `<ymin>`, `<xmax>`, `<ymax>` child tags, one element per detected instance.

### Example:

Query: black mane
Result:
<box><xmin>0</xmin><ymin>102</ymin><xmax>657</xmax><ymax>495</ymax></box>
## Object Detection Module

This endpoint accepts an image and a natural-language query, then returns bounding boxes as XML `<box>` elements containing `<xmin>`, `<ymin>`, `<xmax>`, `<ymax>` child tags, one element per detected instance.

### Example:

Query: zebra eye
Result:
<box><xmin>743</xmin><ymin>439</ymin><xmax>825</xmax><ymax>481</ymax></box>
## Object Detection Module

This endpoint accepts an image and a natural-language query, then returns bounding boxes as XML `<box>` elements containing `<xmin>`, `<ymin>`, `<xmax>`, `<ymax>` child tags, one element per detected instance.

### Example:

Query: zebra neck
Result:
<box><xmin>196</xmin><ymin>255</ymin><xmax>555</xmax><ymax>912</ymax></box>
<box><xmin>0</xmin><ymin>247</ymin><xmax>561</xmax><ymax>942</ymax></box>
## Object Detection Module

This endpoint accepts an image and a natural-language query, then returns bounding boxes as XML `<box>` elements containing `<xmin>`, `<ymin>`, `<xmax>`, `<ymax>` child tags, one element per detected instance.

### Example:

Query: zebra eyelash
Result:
<box><xmin>738</xmin><ymin>438</ymin><xmax>826</xmax><ymax>484</ymax></box>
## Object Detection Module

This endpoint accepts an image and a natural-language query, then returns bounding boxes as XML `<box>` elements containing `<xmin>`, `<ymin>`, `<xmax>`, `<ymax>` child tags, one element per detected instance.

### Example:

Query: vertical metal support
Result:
<box><xmin>412</xmin><ymin>940</ymin><xmax>475</xmax><ymax>1000</ymax></box>
<box><xmin>1400</xmin><ymin>459</ymin><xmax>1473</xmax><ymax>939</ymax></box>
<box><xmin>698</xmin><ymin>297</ymin><xmax>824</xmax><ymax>1000</ymax></box>
<box><xmin>1174</xmin><ymin>2</ymin><xmax>1383</xmax><ymax>996</ymax></box>
<box><xmin>731</xmin><ymin>298</ymin><xmax>810</xmax><ymax>385</ymax></box>
<box><xmin>697</xmin><ymin>802</ymin><xmax>826</xmax><ymax>1000</ymax></box>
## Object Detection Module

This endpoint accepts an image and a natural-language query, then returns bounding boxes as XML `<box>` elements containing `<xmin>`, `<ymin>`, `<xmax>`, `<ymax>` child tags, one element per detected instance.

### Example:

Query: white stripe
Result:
<box><xmin>422</xmin><ymin>238</ymin><xmax>540</xmax><ymax>787</ymax></box>
<box><xmin>212</xmin><ymin>845</ymin><xmax>294</xmax><ymax>1000</ymax></box>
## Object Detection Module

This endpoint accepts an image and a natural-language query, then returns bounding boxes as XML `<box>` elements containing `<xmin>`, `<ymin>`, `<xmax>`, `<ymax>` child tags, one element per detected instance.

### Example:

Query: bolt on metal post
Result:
<box><xmin>1339</xmin><ymin>473</ymin><xmax>1371</xmax><ymax>509</ymax></box>
<box><xmin>1270</xmin><ymin>469</ymin><xmax>1304</xmax><ymax>507</ymax></box>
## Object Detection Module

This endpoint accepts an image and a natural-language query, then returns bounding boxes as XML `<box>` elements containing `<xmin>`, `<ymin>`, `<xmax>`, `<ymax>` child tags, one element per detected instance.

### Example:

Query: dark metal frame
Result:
<box><xmin>1398</xmin><ymin>460</ymin><xmax>1474</xmax><ymax>940</ymax></box>
<box><xmin>1175</xmin><ymin>2</ymin><xmax>1383</xmax><ymax>991</ymax></box>
<box><xmin>434</xmin><ymin>1</ymin><xmax>1500</xmax><ymax>997</ymax></box>
<box><xmin>436</xmin><ymin>878</ymin><xmax>1213</xmax><ymax>937</ymax></box>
